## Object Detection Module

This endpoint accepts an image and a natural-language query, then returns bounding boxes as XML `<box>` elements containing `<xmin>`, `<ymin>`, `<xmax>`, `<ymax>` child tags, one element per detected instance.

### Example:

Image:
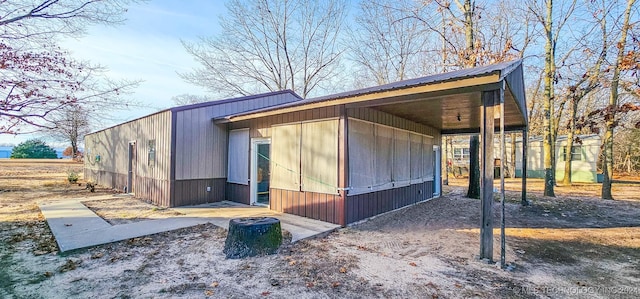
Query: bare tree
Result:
<box><xmin>181</xmin><ymin>0</ymin><xmax>348</xmax><ymax>98</ymax></box>
<box><xmin>171</xmin><ymin>94</ymin><xmax>212</xmax><ymax>106</ymax></box>
<box><xmin>0</xmin><ymin>0</ymin><xmax>137</xmax><ymax>43</ymax></box>
<box><xmin>527</xmin><ymin>0</ymin><xmax>579</xmax><ymax>196</ymax></box>
<box><xmin>348</xmin><ymin>1</ymin><xmax>430</xmax><ymax>86</ymax></box>
<box><xmin>602</xmin><ymin>0</ymin><xmax>637</xmax><ymax>199</ymax></box>
<box><xmin>560</xmin><ymin>0</ymin><xmax>611</xmax><ymax>185</ymax></box>
<box><xmin>1</xmin><ymin>43</ymin><xmax>140</xmax><ymax>133</ymax></box>
<box><xmin>47</xmin><ymin>106</ymin><xmax>90</xmax><ymax>159</ymax></box>
<box><xmin>0</xmin><ymin>0</ymin><xmax>141</xmax><ymax>134</ymax></box>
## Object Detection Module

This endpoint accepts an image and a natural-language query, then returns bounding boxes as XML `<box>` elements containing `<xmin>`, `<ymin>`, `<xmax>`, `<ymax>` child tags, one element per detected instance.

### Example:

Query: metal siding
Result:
<box><xmin>268</xmin><ymin>188</ymin><xmax>343</xmax><ymax>225</ymax></box>
<box><xmin>172</xmin><ymin>178</ymin><xmax>226</xmax><ymax>207</ymax></box>
<box><xmin>226</xmin><ymin>183</ymin><xmax>250</xmax><ymax>205</ymax></box>
<box><xmin>84</xmin><ymin>111</ymin><xmax>172</xmax><ymax>206</ymax></box>
<box><xmin>174</xmin><ymin>93</ymin><xmax>299</xmax><ymax>181</ymax></box>
<box><xmin>345</xmin><ymin>180</ymin><xmax>434</xmax><ymax>224</ymax></box>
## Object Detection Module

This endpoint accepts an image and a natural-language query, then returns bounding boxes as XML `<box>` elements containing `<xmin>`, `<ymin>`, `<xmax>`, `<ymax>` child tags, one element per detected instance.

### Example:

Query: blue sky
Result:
<box><xmin>1</xmin><ymin>0</ymin><xmax>228</xmax><ymax>145</ymax></box>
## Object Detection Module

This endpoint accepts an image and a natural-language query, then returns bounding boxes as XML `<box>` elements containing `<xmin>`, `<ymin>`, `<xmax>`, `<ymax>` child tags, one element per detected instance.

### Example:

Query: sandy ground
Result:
<box><xmin>2</xmin><ymin>160</ymin><xmax>640</xmax><ymax>298</ymax></box>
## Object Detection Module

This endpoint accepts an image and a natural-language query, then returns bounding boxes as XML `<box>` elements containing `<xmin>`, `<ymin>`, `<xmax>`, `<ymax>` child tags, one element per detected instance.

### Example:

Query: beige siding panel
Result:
<box><xmin>85</xmin><ymin>110</ymin><xmax>172</xmax><ymax>180</ymax></box>
<box><xmin>84</xmin><ymin>110</ymin><xmax>172</xmax><ymax>205</ymax></box>
<box><xmin>229</xmin><ymin>106</ymin><xmax>342</xmax><ymax>138</ymax></box>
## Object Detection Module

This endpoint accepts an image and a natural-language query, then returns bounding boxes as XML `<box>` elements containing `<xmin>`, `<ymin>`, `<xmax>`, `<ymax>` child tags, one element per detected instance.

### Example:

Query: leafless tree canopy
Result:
<box><xmin>348</xmin><ymin>1</ymin><xmax>430</xmax><ymax>86</ymax></box>
<box><xmin>171</xmin><ymin>94</ymin><xmax>212</xmax><ymax>106</ymax></box>
<box><xmin>0</xmin><ymin>0</ymin><xmax>136</xmax><ymax>42</ymax></box>
<box><xmin>0</xmin><ymin>0</ymin><xmax>141</xmax><ymax>135</ymax></box>
<box><xmin>180</xmin><ymin>0</ymin><xmax>348</xmax><ymax>98</ymax></box>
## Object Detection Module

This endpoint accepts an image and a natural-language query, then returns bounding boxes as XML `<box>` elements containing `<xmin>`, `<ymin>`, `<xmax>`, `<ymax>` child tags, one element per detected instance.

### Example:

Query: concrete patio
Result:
<box><xmin>39</xmin><ymin>196</ymin><xmax>341</xmax><ymax>253</ymax></box>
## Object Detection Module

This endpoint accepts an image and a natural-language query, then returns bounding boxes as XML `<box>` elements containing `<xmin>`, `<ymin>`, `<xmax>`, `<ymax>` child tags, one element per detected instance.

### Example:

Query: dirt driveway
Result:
<box><xmin>1</xmin><ymin>160</ymin><xmax>639</xmax><ymax>298</ymax></box>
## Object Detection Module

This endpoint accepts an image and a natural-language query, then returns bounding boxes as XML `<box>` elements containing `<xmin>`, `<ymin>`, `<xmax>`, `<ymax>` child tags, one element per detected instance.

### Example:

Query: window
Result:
<box><xmin>148</xmin><ymin>140</ymin><xmax>156</xmax><ymax>167</ymax></box>
<box><xmin>301</xmin><ymin>120</ymin><xmax>339</xmax><ymax>194</ymax></box>
<box><xmin>270</xmin><ymin>124</ymin><xmax>301</xmax><ymax>191</ymax></box>
<box><xmin>410</xmin><ymin>133</ymin><xmax>424</xmax><ymax>184</ymax></box>
<box><xmin>453</xmin><ymin>148</ymin><xmax>470</xmax><ymax>164</ymax></box>
<box><xmin>270</xmin><ymin>120</ymin><xmax>339</xmax><ymax>194</ymax></box>
<box><xmin>393</xmin><ymin>129</ymin><xmax>410</xmax><ymax>187</ymax></box>
<box><xmin>349</xmin><ymin>120</ymin><xmax>375</xmax><ymax>193</ymax></box>
<box><xmin>227</xmin><ymin>129</ymin><xmax>249</xmax><ymax>184</ymax></box>
<box><xmin>375</xmin><ymin>125</ymin><xmax>393</xmax><ymax>189</ymax></box>
<box><xmin>423</xmin><ymin>136</ymin><xmax>434</xmax><ymax>179</ymax></box>
<box><xmin>562</xmin><ymin>145</ymin><xmax>582</xmax><ymax>161</ymax></box>
<box><xmin>348</xmin><ymin>118</ymin><xmax>434</xmax><ymax>195</ymax></box>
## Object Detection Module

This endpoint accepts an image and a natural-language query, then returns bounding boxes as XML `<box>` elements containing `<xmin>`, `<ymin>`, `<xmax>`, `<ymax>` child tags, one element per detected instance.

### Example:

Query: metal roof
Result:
<box><xmin>222</xmin><ymin>60</ymin><xmax>528</xmax><ymax>132</ymax></box>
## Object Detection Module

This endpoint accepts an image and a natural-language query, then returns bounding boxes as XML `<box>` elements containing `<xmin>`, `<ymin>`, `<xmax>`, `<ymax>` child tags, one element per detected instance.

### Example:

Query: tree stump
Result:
<box><xmin>223</xmin><ymin>217</ymin><xmax>282</xmax><ymax>259</ymax></box>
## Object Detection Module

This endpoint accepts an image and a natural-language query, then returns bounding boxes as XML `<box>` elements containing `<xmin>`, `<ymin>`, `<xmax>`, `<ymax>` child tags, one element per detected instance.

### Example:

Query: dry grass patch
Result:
<box><xmin>83</xmin><ymin>198</ymin><xmax>184</xmax><ymax>225</ymax></box>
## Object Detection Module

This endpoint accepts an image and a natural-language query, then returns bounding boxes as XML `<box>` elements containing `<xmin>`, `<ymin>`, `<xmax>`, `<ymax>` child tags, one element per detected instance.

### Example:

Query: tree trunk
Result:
<box><xmin>543</xmin><ymin>0</ymin><xmax>555</xmax><ymax>197</ymax></box>
<box><xmin>461</xmin><ymin>0</ymin><xmax>480</xmax><ymax>199</ymax></box>
<box><xmin>562</xmin><ymin>99</ymin><xmax>577</xmax><ymax>185</ymax></box>
<box><xmin>71</xmin><ymin>139</ymin><xmax>78</xmax><ymax>160</ymax></box>
<box><xmin>602</xmin><ymin>0</ymin><xmax>635</xmax><ymax>200</ymax></box>
<box><xmin>467</xmin><ymin>135</ymin><xmax>480</xmax><ymax>199</ymax></box>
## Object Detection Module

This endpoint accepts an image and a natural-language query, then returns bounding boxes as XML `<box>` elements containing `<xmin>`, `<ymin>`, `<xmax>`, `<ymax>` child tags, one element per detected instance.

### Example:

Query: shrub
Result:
<box><xmin>10</xmin><ymin>139</ymin><xmax>57</xmax><ymax>159</ymax></box>
<box><xmin>67</xmin><ymin>170</ymin><xmax>79</xmax><ymax>183</ymax></box>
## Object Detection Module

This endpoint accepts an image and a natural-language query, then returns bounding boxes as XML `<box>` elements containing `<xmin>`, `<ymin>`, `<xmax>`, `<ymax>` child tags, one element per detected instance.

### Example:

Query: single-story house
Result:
<box><xmin>84</xmin><ymin>60</ymin><xmax>527</xmax><ymax>228</ymax></box>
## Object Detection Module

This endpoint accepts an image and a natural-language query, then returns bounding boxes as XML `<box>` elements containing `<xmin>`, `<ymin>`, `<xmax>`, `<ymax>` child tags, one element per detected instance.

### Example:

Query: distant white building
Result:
<box><xmin>518</xmin><ymin>135</ymin><xmax>601</xmax><ymax>183</ymax></box>
<box><xmin>448</xmin><ymin>134</ymin><xmax>601</xmax><ymax>183</ymax></box>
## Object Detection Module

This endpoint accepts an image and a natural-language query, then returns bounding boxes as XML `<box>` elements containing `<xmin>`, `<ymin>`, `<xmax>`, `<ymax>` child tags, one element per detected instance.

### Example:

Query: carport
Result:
<box><xmin>226</xmin><ymin>59</ymin><xmax>528</xmax><ymax>263</ymax></box>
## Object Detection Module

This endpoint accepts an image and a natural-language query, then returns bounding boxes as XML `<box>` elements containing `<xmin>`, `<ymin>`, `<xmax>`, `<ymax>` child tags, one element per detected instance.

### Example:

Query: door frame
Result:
<box><xmin>433</xmin><ymin>145</ymin><xmax>441</xmax><ymax>197</ymax></box>
<box><xmin>250</xmin><ymin>138</ymin><xmax>271</xmax><ymax>206</ymax></box>
<box><xmin>127</xmin><ymin>141</ymin><xmax>136</xmax><ymax>194</ymax></box>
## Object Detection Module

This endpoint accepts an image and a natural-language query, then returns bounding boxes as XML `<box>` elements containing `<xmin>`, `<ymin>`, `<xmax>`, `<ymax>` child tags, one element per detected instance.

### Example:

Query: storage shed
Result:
<box><xmin>85</xmin><ymin>59</ymin><xmax>528</xmax><ymax>239</ymax></box>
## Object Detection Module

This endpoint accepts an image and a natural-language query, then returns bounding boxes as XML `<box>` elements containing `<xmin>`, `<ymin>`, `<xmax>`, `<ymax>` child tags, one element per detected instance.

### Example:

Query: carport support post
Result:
<box><xmin>522</xmin><ymin>129</ymin><xmax>529</xmax><ymax>206</ymax></box>
<box><xmin>480</xmin><ymin>90</ymin><xmax>497</xmax><ymax>262</ymax></box>
<box><xmin>500</xmin><ymin>88</ymin><xmax>506</xmax><ymax>269</ymax></box>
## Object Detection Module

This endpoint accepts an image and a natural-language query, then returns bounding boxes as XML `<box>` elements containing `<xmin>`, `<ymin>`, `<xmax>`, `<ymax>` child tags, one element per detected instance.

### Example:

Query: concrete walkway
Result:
<box><xmin>40</xmin><ymin>198</ymin><xmax>340</xmax><ymax>253</ymax></box>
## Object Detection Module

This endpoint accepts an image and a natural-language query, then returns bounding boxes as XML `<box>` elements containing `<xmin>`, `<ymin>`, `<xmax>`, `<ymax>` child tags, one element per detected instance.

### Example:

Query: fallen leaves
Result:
<box><xmin>409</xmin><ymin>262</ymin><xmax>417</xmax><ymax>267</ymax></box>
<box><xmin>58</xmin><ymin>259</ymin><xmax>82</xmax><ymax>273</ymax></box>
<box><xmin>210</xmin><ymin>281</ymin><xmax>219</xmax><ymax>288</ymax></box>
<box><xmin>261</xmin><ymin>291</ymin><xmax>271</xmax><ymax>296</ymax></box>
<box><xmin>339</xmin><ymin>267</ymin><xmax>347</xmax><ymax>273</ymax></box>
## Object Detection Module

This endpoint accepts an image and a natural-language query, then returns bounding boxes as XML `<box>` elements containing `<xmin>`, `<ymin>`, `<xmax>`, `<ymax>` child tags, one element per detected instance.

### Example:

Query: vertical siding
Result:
<box><xmin>84</xmin><ymin>111</ymin><xmax>173</xmax><ymax>206</ymax></box>
<box><xmin>346</xmin><ymin>181</ymin><xmax>434</xmax><ymax>224</ymax></box>
<box><xmin>172</xmin><ymin>178</ymin><xmax>226</xmax><ymax>207</ymax></box>
<box><xmin>227</xmin><ymin>105</ymin><xmax>345</xmax><ymax>225</ymax></box>
<box><xmin>174</xmin><ymin>92</ymin><xmax>299</xmax><ymax>180</ymax></box>
<box><xmin>270</xmin><ymin>188</ymin><xmax>343</xmax><ymax>225</ymax></box>
<box><xmin>226</xmin><ymin>183</ymin><xmax>250</xmax><ymax>205</ymax></box>
<box><xmin>229</xmin><ymin>105</ymin><xmax>343</xmax><ymax>136</ymax></box>
<box><xmin>343</xmin><ymin>107</ymin><xmax>441</xmax><ymax>224</ymax></box>
<box><xmin>347</xmin><ymin>107</ymin><xmax>441</xmax><ymax>140</ymax></box>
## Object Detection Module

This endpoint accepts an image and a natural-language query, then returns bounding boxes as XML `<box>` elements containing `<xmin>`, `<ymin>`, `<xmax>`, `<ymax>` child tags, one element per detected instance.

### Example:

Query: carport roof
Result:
<box><xmin>222</xmin><ymin>60</ymin><xmax>527</xmax><ymax>133</ymax></box>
